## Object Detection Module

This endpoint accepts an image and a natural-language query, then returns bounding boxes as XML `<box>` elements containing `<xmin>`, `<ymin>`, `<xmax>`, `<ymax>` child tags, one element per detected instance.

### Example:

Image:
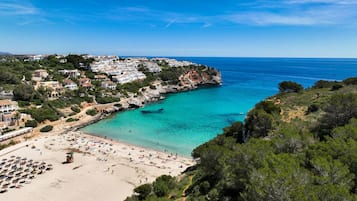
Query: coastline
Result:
<box><xmin>0</xmin><ymin>75</ymin><xmax>220</xmax><ymax>201</ymax></box>
<box><xmin>0</xmin><ymin>128</ymin><xmax>194</xmax><ymax>201</ymax></box>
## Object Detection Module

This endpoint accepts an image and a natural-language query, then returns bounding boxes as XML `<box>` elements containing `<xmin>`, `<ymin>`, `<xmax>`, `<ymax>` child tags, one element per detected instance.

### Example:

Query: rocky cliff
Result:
<box><xmin>179</xmin><ymin>68</ymin><xmax>222</xmax><ymax>88</ymax></box>
<box><xmin>121</xmin><ymin>67</ymin><xmax>222</xmax><ymax>108</ymax></box>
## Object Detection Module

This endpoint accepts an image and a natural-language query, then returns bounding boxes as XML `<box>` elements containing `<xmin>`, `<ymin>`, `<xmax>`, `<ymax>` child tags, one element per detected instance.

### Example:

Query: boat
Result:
<box><xmin>141</xmin><ymin>108</ymin><xmax>164</xmax><ymax>114</ymax></box>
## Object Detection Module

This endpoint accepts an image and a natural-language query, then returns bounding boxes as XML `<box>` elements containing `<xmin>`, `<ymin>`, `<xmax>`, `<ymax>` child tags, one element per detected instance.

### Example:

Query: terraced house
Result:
<box><xmin>0</xmin><ymin>99</ymin><xmax>18</xmax><ymax>129</ymax></box>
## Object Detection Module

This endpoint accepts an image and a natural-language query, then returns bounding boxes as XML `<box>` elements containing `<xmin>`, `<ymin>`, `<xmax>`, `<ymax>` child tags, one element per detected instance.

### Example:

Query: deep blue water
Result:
<box><xmin>82</xmin><ymin>58</ymin><xmax>357</xmax><ymax>156</ymax></box>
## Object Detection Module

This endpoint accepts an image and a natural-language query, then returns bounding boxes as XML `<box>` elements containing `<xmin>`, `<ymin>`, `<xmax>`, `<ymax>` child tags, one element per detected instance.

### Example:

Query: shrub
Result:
<box><xmin>13</xmin><ymin>84</ymin><xmax>35</xmax><ymax>101</ymax></box>
<box><xmin>343</xmin><ymin>77</ymin><xmax>357</xmax><ymax>85</ymax></box>
<box><xmin>49</xmin><ymin>99</ymin><xmax>68</xmax><ymax>108</ymax></box>
<box><xmin>134</xmin><ymin>184</ymin><xmax>152</xmax><ymax>200</ymax></box>
<box><xmin>245</xmin><ymin>109</ymin><xmax>273</xmax><ymax>139</ymax></box>
<box><xmin>18</xmin><ymin>101</ymin><xmax>30</xmax><ymax>107</ymax></box>
<box><xmin>255</xmin><ymin>101</ymin><xmax>281</xmax><ymax>114</ymax></box>
<box><xmin>86</xmin><ymin>109</ymin><xmax>97</xmax><ymax>116</ymax></box>
<box><xmin>96</xmin><ymin>96</ymin><xmax>120</xmax><ymax>104</ymax></box>
<box><xmin>66</xmin><ymin>118</ymin><xmax>79</xmax><ymax>122</ymax></box>
<box><xmin>316</xmin><ymin>93</ymin><xmax>357</xmax><ymax>138</ymax></box>
<box><xmin>68</xmin><ymin>112</ymin><xmax>77</xmax><ymax>116</ymax></box>
<box><xmin>25</xmin><ymin>120</ymin><xmax>38</xmax><ymax>127</ymax></box>
<box><xmin>22</xmin><ymin>105</ymin><xmax>59</xmax><ymax>122</ymax></box>
<box><xmin>149</xmin><ymin>84</ymin><xmax>156</xmax><ymax>89</ymax></box>
<box><xmin>306</xmin><ymin>104</ymin><xmax>319</xmax><ymax>114</ymax></box>
<box><xmin>331</xmin><ymin>84</ymin><xmax>343</xmax><ymax>91</ymax></box>
<box><xmin>279</xmin><ymin>81</ymin><xmax>303</xmax><ymax>93</ymax></box>
<box><xmin>40</xmin><ymin>125</ymin><xmax>53</xmax><ymax>132</ymax></box>
<box><xmin>71</xmin><ymin>106</ymin><xmax>81</xmax><ymax>113</ymax></box>
<box><xmin>153</xmin><ymin>175</ymin><xmax>176</xmax><ymax>197</ymax></box>
<box><xmin>81</xmin><ymin>96</ymin><xmax>93</xmax><ymax>103</ymax></box>
<box><xmin>114</xmin><ymin>103</ymin><xmax>122</xmax><ymax>108</ymax></box>
<box><xmin>313</xmin><ymin>80</ymin><xmax>337</xmax><ymax>89</ymax></box>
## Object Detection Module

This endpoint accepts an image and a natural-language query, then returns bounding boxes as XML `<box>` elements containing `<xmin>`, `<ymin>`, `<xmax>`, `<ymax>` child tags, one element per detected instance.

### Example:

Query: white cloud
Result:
<box><xmin>202</xmin><ymin>23</ymin><xmax>212</xmax><ymax>28</ymax></box>
<box><xmin>165</xmin><ymin>18</ymin><xmax>177</xmax><ymax>29</ymax></box>
<box><xmin>286</xmin><ymin>0</ymin><xmax>357</xmax><ymax>5</ymax></box>
<box><xmin>225</xmin><ymin>0</ymin><xmax>357</xmax><ymax>26</ymax></box>
<box><xmin>0</xmin><ymin>2</ymin><xmax>38</xmax><ymax>15</ymax></box>
<box><xmin>228</xmin><ymin>12</ymin><xmax>318</xmax><ymax>25</ymax></box>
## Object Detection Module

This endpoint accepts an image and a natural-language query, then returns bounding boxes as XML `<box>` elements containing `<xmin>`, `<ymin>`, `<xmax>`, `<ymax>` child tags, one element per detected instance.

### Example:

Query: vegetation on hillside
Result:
<box><xmin>126</xmin><ymin>77</ymin><xmax>357</xmax><ymax>201</ymax></box>
<box><xmin>0</xmin><ymin>54</ymin><xmax>220</xmax><ymax>133</ymax></box>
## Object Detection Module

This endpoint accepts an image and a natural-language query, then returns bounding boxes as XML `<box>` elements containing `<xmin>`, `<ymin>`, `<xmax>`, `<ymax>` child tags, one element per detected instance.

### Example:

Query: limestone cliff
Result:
<box><xmin>179</xmin><ymin>68</ymin><xmax>222</xmax><ymax>88</ymax></box>
<box><xmin>121</xmin><ymin>67</ymin><xmax>222</xmax><ymax>108</ymax></box>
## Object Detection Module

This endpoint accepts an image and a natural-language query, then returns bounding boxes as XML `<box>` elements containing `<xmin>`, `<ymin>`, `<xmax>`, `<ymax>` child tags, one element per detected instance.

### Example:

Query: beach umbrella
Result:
<box><xmin>0</xmin><ymin>188</ymin><xmax>8</xmax><ymax>193</ymax></box>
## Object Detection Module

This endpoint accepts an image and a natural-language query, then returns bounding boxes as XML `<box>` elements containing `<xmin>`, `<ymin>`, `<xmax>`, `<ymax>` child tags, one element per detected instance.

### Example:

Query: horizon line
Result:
<box><xmin>2</xmin><ymin>52</ymin><xmax>357</xmax><ymax>59</ymax></box>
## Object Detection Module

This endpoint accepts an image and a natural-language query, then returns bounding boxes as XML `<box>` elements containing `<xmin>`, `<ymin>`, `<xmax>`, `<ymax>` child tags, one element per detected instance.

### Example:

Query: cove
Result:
<box><xmin>81</xmin><ymin>57</ymin><xmax>357</xmax><ymax>156</ymax></box>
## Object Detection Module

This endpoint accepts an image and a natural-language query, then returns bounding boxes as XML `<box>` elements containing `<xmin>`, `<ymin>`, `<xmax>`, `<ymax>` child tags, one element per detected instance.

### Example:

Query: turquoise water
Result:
<box><xmin>81</xmin><ymin>58</ymin><xmax>357</xmax><ymax>156</ymax></box>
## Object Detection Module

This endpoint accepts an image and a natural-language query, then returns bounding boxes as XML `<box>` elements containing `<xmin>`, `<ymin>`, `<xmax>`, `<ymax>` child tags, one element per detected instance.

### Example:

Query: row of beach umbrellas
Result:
<box><xmin>0</xmin><ymin>156</ymin><xmax>53</xmax><ymax>193</ymax></box>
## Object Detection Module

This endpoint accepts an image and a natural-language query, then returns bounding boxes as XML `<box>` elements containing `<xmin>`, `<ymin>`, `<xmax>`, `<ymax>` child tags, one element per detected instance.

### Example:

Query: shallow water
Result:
<box><xmin>81</xmin><ymin>57</ymin><xmax>357</xmax><ymax>156</ymax></box>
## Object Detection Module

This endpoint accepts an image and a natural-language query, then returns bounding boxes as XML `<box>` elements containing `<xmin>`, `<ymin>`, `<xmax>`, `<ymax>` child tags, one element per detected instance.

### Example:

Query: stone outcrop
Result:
<box><xmin>136</xmin><ymin>68</ymin><xmax>222</xmax><ymax>105</ymax></box>
<box><xmin>117</xmin><ymin>67</ymin><xmax>222</xmax><ymax>110</ymax></box>
<box><xmin>179</xmin><ymin>69</ymin><xmax>222</xmax><ymax>88</ymax></box>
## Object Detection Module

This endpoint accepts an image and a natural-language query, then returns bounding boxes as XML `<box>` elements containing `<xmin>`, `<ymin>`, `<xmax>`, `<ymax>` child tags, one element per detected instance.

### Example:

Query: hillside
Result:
<box><xmin>126</xmin><ymin>78</ymin><xmax>357</xmax><ymax>201</ymax></box>
<box><xmin>0</xmin><ymin>51</ymin><xmax>11</xmax><ymax>56</ymax></box>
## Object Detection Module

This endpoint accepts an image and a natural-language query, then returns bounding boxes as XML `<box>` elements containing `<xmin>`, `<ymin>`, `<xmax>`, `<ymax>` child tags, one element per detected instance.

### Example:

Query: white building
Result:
<box><xmin>90</xmin><ymin>56</ymin><xmax>147</xmax><ymax>84</ymax></box>
<box><xmin>112</xmin><ymin>72</ymin><xmax>146</xmax><ymax>84</ymax></box>
<box><xmin>32</xmin><ymin>69</ymin><xmax>49</xmax><ymax>82</ymax></box>
<box><xmin>142</xmin><ymin>61</ymin><xmax>161</xmax><ymax>72</ymax></box>
<box><xmin>151</xmin><ymin>58</ymin><xmax>197</xmax><ymax>67</ymax></box>
<box><xmin>0</xmin><ymin>99</ymin><xmax>17</xmax><ymax>113</ymax></box>
<box><xmin>0</xmin><ymin>99</ymin><xmax>18</xmax><ymax>128</ymax></box>
<box><xmin>101</xmin><ymin>81</ymin><xmax>117</xmax><ymax>90</ymax></box>
<box><xmin>63</xmin><ymin>79</ymin><xmax>78</xmax><ymax>90</ymax></box>
<box><xmin>59</xmin><ymin>69</ymin><xmax>80</xmax><ymax>78</ymax></box>
<box><xmin>25</xmin><ymin>55</ymin><xmax>45</xmax><ymax>62</ymax></box>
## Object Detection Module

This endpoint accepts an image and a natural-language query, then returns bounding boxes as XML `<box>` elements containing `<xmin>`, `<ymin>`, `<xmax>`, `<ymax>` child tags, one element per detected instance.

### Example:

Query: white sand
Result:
<box><xmin>0</xmin><ymin>131</ymin><xmax>194</xmax><ymax>201</ymax></box>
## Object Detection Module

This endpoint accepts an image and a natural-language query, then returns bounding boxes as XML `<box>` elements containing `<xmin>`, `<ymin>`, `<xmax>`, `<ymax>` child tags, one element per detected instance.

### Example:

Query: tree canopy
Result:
<box><xmin>279</xmin><ymin>81</ymin><xmax>304</xmax><ymax>93</ymax></box>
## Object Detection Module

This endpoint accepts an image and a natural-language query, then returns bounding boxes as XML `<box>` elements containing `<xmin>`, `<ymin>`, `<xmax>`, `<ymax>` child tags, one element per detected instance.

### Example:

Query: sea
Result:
<box><xmin>81</xmin><ymin>57</ymin><xmax>357</xmax><ymax>156</ymax></box>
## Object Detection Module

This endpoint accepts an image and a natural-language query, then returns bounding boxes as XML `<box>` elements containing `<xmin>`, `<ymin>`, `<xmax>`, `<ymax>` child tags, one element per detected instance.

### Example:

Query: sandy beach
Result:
<box><xmin>0</xmin><ymin>126</ymin><xmax>194</xmax><ymax>201</ymax></box>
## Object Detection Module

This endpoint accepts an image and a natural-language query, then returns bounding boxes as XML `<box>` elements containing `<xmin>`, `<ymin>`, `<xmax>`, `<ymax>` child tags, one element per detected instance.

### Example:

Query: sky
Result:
<box><xmin>1</xmin><ymin>0</ymin><xmax>357</xmax><ymax>57</ymax></box>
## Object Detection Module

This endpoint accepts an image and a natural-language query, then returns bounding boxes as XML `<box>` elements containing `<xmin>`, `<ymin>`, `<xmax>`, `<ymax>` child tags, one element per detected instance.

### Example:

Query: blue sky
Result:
<box><xmin>1</xmin><ymin>0</ymin><xmax>357</xmax><ymax>57</ymax></box>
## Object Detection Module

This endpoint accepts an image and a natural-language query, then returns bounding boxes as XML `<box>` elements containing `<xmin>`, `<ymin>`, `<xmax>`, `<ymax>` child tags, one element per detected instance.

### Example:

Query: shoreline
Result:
<box><xmin>0</xmin><ymin>69</ymin><xmax>221</xmax><ymax>200</ymax></box>
<box><xmin>76</xmin><ymin>84</ymin><xmax>223</xmax><ymax>158</ymax></box>
<box><xmin>0</xmin><ymin>124</ymin><xmax>195</xmax><ymax>201</ymax></box>
<box><xmin>0</xmin><ymin>81</ymin><xmax>222</xmax><ymax>201</ymax></box>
